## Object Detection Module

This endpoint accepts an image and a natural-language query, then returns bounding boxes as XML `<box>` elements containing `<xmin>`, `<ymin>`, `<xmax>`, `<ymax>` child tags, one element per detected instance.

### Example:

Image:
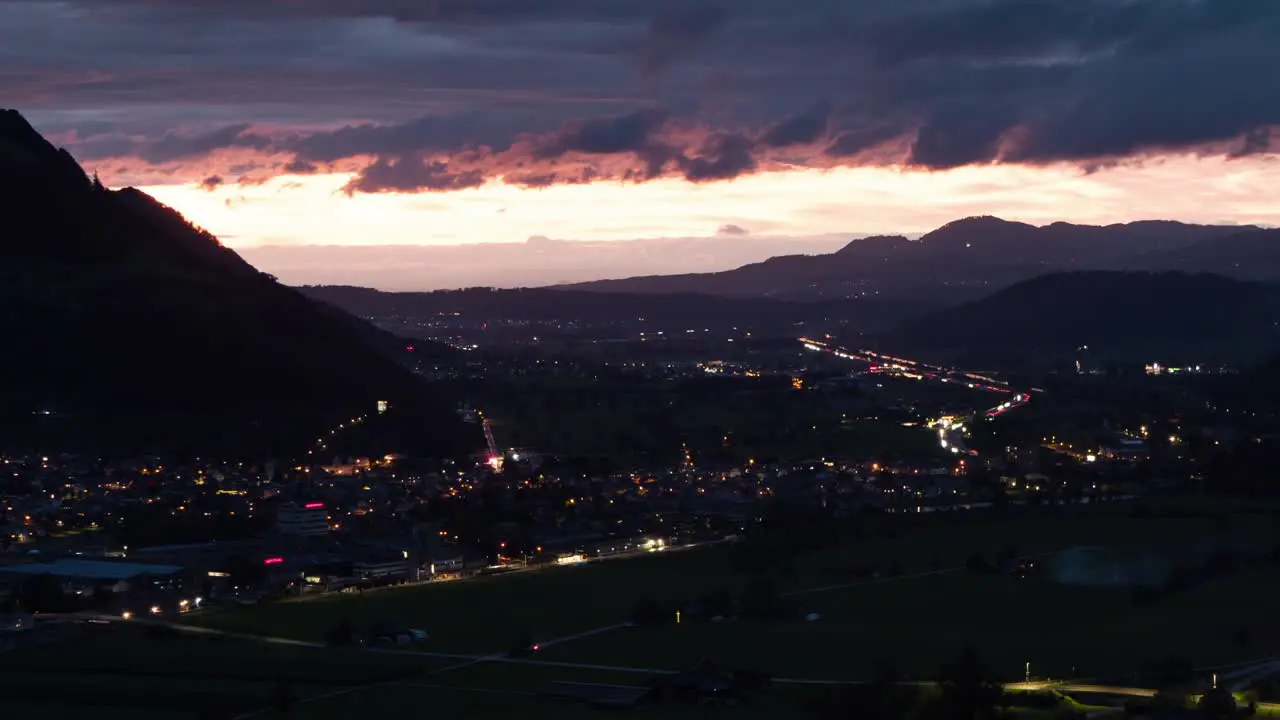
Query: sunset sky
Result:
<box><xmin>6</xmin><ymin>0</ymin><xmax>1279</xmax><ymax>289</ymax></box>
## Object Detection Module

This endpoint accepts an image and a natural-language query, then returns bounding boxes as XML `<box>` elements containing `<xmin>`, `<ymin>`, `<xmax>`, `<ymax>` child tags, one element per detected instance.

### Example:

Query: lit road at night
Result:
<box><xmin>800</xmin><ymin>337</ymin><xmax>1037</xmax><ymax>456</ymax></box>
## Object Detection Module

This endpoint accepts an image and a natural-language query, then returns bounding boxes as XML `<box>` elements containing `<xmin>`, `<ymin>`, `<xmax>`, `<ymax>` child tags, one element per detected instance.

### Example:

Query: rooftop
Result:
<box><xmin>0</xmin><ymin>559</ymin><xmax>184</xmax><ymax>580</ymax></box>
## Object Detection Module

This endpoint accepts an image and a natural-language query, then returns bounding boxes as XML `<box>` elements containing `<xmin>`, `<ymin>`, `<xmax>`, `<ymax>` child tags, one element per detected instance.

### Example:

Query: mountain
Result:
<box><xmin>298</xmin><ymin>285</ymin><xmax>940</xmax><ymax>337</ymax></box>
<box><xmin>876</xmin><ymin>271</ymin><xmax>1280</xmax><ymax>367</ymax></box>
<box><xmin>0</xmin><ymin>109</ymin><xmax>471</xmax><ymax>458</ymax></box>
<box><xmin>563</xmin><ymin>217</ymin><xmax>1260</xmax><ymax>300</ymax></box>
<box><xmin>1120</xmin><ymin>228</ymin><xmax>1280</xmax><ymax>279</ymax></box>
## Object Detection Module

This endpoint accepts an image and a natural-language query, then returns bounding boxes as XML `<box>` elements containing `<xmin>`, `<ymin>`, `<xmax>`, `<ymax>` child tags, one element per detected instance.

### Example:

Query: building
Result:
<box><xmin>353</xmin><ymin>557</ymin><xmax>411</xmax><ymax>582</ymax></box>
<box><xmin>277</xmin><ymin>502</ymin><xmax>330</xmax><ymax>537</ymax></box>
<box><xmin>0</xmin><ymin>559</ymin><xmax>185</xmax><ymax>594</ymax></box>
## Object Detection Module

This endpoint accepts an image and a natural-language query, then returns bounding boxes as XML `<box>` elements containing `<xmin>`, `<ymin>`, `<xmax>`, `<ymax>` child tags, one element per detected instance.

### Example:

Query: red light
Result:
<box><xmin>264</xmin><ymin>557</ymin><xmax>284</xmax><ymax>565</ymax></box>
<box><xmin>406</xmin><ymin>345</ymin><xmax>415</xmax><ymax>352</ymax></box>
<box><xmin>304</xmin><ymin>502</ymin><xmax>325</xmax><ymax>509</ymax></box>
<box><xmin>532</xmin><ymin>644</ymin><xmax>540</xmax><ymax>651</ymax></box>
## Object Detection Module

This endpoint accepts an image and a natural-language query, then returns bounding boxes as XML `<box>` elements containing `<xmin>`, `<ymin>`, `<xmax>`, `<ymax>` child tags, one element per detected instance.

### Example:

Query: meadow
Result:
<box><xmin>198</xmin><ymin>498</ymin><xmax>1280</xmax><ymax>680</ymax></box>
<box><xmin>14</xmin><ymin>497</ymin><xmax>1276</xmax><ymax>718</ymax></box>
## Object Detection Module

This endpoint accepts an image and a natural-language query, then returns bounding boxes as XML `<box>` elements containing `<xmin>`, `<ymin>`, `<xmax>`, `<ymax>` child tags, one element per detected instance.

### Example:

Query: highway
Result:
<box><xmin>800</xmin><ymin>338</ymin><xmax>1018</xmax><ymax>394</ymax></box>
<box><xmin>800</xmin><ymin>337</ymin><xmax>1035</xmax><ymax>456</ymax></box>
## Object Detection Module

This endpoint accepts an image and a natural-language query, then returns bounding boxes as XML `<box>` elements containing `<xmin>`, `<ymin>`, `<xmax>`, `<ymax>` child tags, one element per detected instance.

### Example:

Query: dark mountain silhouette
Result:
<box><xmin>877</xmin><ymin>271</ymin><xmax>1280</xmax><ymax>366</ymax></box>
<box><xmin>1120</xmin><ymin>228</ymin><xmax>1280</xmax><ymax>279</ymax></box>
<box><xmin>0</xmin><ymin>109</ymin><xmax>471</xmax><ymax>458</ymax></box>
<box><xmin>563</xmin><ymin>217</ymin><xmax>1260</xmax><ymax>300</ymax></box>
<box><xmin>298</xmin><ymin>285</ymin><xmax>939</xmax><ymax>336</ymax></box>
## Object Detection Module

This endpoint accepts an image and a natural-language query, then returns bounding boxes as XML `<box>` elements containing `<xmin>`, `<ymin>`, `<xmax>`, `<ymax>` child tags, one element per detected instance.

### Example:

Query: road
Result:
<box><xmin>799</xmin><ymin>338</ymin><xmax>1019</xmax><ymax>395</ymax></box>
<box><xmin>274</xmin><ymin>535</ymin><xmax>731</xmax><ymax>606</ymax></box>
<box><xmin>800</xmin><ymin>337</ymin><xmax>1037</xmax><ymax>458</ymax></box>
<box><xmin>56</xmin><ymin>611</ymin><xmax>1280</xmax><ymax>716</ymax></box>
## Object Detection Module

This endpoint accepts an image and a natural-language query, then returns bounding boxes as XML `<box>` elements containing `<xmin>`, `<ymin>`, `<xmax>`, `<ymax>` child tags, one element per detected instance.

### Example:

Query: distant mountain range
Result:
<box><xmin>309</xmin><ymin>271</ymin><xmax>1280</xmax><ymax>367</ymax></box>
<box><xmin>0</xmin><ymin>109</ymin><xmax>470</xmax><ymax>457</ymax></box>
<box><xmin>299</xmin><ymin>285</ymin><xmax>938</xmax><ymax>336</ymax></box>
<box><xmin>562</xmin><ymin>216</ymin><xmax>1274</xmax><ymax>301</ymax></box>
<box><xmin>305</xmin><ymin>217</ymin><xmax>1280</xmax><ymax>367</ymax></box>
<box><xmin>875</xmin><ymin>271</ymin><xmax>1280</xmax><ymax>367</ymax></box>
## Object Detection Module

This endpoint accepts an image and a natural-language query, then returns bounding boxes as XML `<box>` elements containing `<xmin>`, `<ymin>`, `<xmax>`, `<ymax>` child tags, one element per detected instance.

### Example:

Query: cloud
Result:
<box><xmin>342</xmin><ymin>154</ymin><xmax>486</xmax><ymax>194</ymax></box>
<box><xmin>139</xmin><ymin>124</ymin><xmax>271</xmax><ymax>164</ymax></box>
<box><xmin>717</xmin><ymin>223</ymin><xmax>749</xmax><ymax>236</ymax></box>
<box><xmin>639</xmin><ymin>5</ymin><xmax>730</xmax><ymax>77</ymax></box>
<box><xmin>6</xmin><ymin>0</ymin><xmax>1278</xmax><ymax>191</ymax></box>
<box><xmin>199</xmin><ymin>175</ymin><xmax>223</xmax><ymax>191</ymax></box>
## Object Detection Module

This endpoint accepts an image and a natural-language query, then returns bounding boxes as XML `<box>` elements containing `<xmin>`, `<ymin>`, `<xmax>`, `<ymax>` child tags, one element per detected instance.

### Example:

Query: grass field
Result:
<box><xmin>0</xmin><ymin>625</ymin><xmax>449</xmax><ymax>718</ymax></box>
<box><xmin>196</xmin><ymin>503</ymin><xmax>1280</xmax><ymax>673</ymax></box>
<box><xmin>194</xmin><ymin>544</ymin><xmax>741</xmax><ymax>652</ymax></box>
<box><xmin>13</xmin><ymin>499</ymin><xmax>1279</xmax><ymax>718</ymax></box>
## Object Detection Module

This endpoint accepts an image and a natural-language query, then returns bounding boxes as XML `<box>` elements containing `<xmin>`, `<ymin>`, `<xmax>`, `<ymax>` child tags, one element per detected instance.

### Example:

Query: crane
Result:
<box><xmin>481</xmin><ymin>416</ymin><xmax>502</xmax><ymax>470</ymax></box>
<box><xmin>457</xmin><ymin>403</ymin><xmax>502</xmax><ymax>470</ymax></box>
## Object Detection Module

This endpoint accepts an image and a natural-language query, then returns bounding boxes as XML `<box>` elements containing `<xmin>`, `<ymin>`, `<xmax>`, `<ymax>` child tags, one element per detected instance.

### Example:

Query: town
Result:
<box><xmin>5</xmin><ymin>324</ymin><xmax>1280</xmax><ymax>717</ymax></box>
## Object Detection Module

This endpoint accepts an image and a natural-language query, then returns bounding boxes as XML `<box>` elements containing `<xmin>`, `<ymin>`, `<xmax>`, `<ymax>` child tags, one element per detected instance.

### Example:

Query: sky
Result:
<box><xmin>5</xmin><ymin>0</ymin><xmax>1280</xmax><ymax>289</ymax></box>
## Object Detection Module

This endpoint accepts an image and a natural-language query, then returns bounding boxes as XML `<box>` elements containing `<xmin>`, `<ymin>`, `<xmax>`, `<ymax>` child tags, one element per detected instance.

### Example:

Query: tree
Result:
<box><xmin>819</xmin><ymin>658</ymin><xmax>916</xmax><ymax>720</ymax></box>
<box><xmin>1199</xmin><ymin>686</ymin><xmax>1238</xmax><ymax>719</ymax></box>
<box><xmin>925</xmin><ymin>646</ymin><xmax>1003</xmax><ymax>720</ymax></box>
<box><xmin>738</xmin><ymin>577</ymin><xmax>782</xmax><ymax>621</ymax></box>
<box><xmin>18</xmin><ymin>573</ymin><xmax>66</xmax><ymax>613</ymax></box>
<box><xmin>324</xmin><ymin>617</ymin><xmax>354</xmax><ymax>646</ymax></box>
<box><xmin>701</xmin><ymin>587</ymin><xmax>733</xmax><ymax>619</ymax></box>
<box><xmin>274</xmin><ymin>681</ymin><xmax>295</xmax><ymax>716</ymax></box>
<box><xmin>510</xmin><ymin>627</ymin><xmax>534</xmax><ymax>656</ymax></box>
<box><xmin>630</xmin><ymin>596</ymin><xmax>666</xmax><ymax>626</ymax></box>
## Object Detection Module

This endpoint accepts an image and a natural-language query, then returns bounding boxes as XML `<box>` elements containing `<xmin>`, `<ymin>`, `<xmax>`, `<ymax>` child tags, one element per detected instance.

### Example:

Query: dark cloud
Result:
<box><xmin>825</xmin><ymin>126</ymin><xmax>906</xmax><ymax>158</ymax></box>
<box><xmin>717</xmin><ymin>223</ymin><xmax>749</xmax><ymax>236</ymax></box>
<box><xmin>908</xmin><ymin>101</ymin><xmax>1023</xmax><ymax>169</ymax></box>
<box><xmin>343</xmin><ymin>154</ymin><xmax>486</xmax><ymax>194</ymax></box>
<box><xmin>639</xmin><ymin>5</ymin><xmax>730</xmax><ymax>76</ymax></box>
<box><xmin>759</xmin><ymin>101</ymin><xmax>831</xmax><ymax>148</ymax></box>
<box><xmin>1231</xmin><ymin>128</ymin><xmax>1275</xmax><ymax>159</ymax></box>
<box><xmin>139</xmin><ymin>124</ymin><xmax>270</xmax><ymax>164</ymax></box>
<box><xmin>282</xmin><ymin>158</ymin><xmax>318</xmax><ymax>174</ymax></box>
<box><xmin>533</xmin><ymin>108</ymin><xmax>668</xmax><ymax>158</ymax></box>
<box><xmin>678</xmin><ymin>133</ymin><xmax>757</xmax><ymax>182</ymax></box>
<box><xmin>199</xmin><ymin>175</ymin><xmax>223</xmax><ymax>191</ymax></box>
<box><xmin>5</xmin><ymin>0</ymin><xmax>1278</xmax><ymax>190</ymax></box>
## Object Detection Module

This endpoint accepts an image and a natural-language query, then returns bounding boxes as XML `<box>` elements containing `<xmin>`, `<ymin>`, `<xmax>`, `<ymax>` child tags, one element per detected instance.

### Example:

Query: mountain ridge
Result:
<box><xmin>876</xmin><ymin>270</ymin><xmax>1280</xmax><ymax>366</ymax></box>
<box><xmin>561</xmin><ymin>216</ymin><xmax>1268</xmax><ymax>300</ymax></box>
<box><xmin>0</xmin><ymin>109</ymin><xmax>470</xmax><ymax>458</ymax></box>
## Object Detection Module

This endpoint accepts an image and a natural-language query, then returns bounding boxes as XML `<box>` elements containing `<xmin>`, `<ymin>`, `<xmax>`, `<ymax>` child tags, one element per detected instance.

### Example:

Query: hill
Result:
<box><xmin>0</xmin><ymin>109</ymin><xmax>471</xmax><ymax>458</ymax></box>
<box><xmin>1120</xmin><ymin>227</ymin><xmax>1280</xmax><ymax>279</ymax></box>
<box><xmin>563</xmin><ymin>217</ymin><xmax>1259</xmax><ymax>300</ymax></box>
<box><xmin>298</xmin><ymin>285</ymin><xmax>939</xmax><ymax>336</ymax></box>
<box><xmin>876</xmin><ymin>271</ymin><xmax>1280</xmax><ymax>367</ymax></box>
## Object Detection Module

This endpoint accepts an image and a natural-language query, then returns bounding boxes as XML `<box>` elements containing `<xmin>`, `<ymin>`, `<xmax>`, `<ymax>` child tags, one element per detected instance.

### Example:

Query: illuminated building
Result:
<box><xmin>276</xmin><ymin>502</ymin><xmax>329</xmax><ymax>537</ymax></box>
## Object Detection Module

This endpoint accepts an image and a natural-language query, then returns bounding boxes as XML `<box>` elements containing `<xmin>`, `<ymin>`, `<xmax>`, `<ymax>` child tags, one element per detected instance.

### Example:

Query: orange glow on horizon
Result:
<box><xmin>138</xmin><ymin>154</ymin><xmax>1280</xmax><ymax>253</ymax></box>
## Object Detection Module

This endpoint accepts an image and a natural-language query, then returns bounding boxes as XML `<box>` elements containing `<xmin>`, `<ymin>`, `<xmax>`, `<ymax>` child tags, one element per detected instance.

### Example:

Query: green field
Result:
<box><xmin>10</xmin><ymin>499</ymin><xmax>1280</xmax><ymax>718</ymax></box>
<box><xmin>0</xmin><ymin>625</ymin><xmax>449</xmax><ymax>718</ymax></box>
<box><xmin>197</xmin><ymin>501</ymin><xmax>1280</xmax><ymax>678</ymax></box>
<box><xmin>194</xmin><ymin>545</ymin><xmax>741</xmax><ymax>652</ymax></box>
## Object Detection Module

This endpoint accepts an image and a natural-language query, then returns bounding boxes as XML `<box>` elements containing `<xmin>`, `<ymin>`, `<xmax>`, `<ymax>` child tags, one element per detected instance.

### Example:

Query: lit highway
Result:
<box><xmin>800</xmin><ymin>337</ymin><xmax>1036</xmax><ymax>456</ymax></box>
<box><xmin>800</xmin><ymin>338</ymin><xmax>1018</xmax><ymax>394</ymax></box>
